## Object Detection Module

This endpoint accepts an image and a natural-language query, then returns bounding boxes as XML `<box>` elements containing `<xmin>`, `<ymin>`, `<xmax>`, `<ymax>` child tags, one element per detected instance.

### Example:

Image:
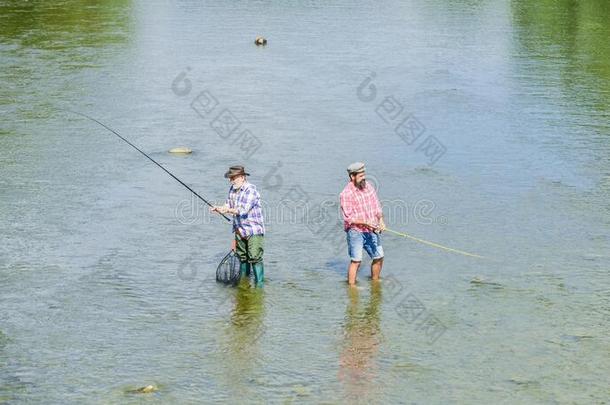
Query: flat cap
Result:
<box><xmin>347</xmin><ymin>162</ymin><xmax>366</xmax><ymax>174</ymax></box>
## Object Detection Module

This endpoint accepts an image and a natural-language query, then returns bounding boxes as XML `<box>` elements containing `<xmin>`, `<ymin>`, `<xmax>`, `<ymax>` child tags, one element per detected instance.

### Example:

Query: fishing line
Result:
<box><xmin>66</xmin><ymin>109</ymin><xmax>231</xmax><ymax>222</ymax></box>
<box><xmin>384</xmin><ymin>228</ymin><xmax>483</xmax><ymax>259</ymax></box>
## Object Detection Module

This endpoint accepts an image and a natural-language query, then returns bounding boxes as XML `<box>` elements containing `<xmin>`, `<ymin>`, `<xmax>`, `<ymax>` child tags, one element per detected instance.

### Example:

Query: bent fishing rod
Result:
<box><xmin>67</xmin><ymin>109</ymin><xmax>231</xmax><ymax>223</ymax></box>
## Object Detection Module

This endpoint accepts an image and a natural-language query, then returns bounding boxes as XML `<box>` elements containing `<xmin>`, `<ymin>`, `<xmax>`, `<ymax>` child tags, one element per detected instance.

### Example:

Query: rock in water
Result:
<box><xmin>168</xmin><ymin>147</ymin><xmax>192</xmax><ymax>154</ymax></box>
<box><xmin>254</xmin><ymin>36</ymin><xmax>267</xmax><ymax>46</ymax></box>
<box><xmin>128</xmin><ymin>385</ymin><xmax>157</xmax><ymax>394</ymax></box>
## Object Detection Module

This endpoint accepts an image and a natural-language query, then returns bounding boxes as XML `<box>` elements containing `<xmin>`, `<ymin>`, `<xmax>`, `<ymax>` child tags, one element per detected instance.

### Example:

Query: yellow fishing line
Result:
<box><xmin>384</xmin><ymin>228</ymin><xmax>484</xmax><ymax>259</ymax></box>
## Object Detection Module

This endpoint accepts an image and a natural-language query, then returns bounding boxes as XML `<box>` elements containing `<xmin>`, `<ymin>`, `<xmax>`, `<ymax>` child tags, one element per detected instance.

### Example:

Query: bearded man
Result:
<box><xmin>339</xmin><ymin>162</ymin><xmax>385</xmax><ymax>285</ymax></box>
<box><xmin>211</xmin><ymin>165</ymin><xmax>265</xmax><ymax>286</ymax></box>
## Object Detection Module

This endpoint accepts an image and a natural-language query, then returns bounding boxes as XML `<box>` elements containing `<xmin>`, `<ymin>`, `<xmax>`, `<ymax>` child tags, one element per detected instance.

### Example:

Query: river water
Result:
<box><xmin>1</xmin><ymin>0</ymin><xmax>609</xmax><ymax>403</ymax></box>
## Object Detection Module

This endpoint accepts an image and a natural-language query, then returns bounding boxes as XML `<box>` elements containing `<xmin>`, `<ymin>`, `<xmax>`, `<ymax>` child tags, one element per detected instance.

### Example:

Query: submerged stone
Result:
<box><xmin>168</xmin><ymin>147</ymin><xmax>192</xmax><ymax>154</ymax></box>
<box><xmin>128</xmin><ymin>385</ymin><xmax>157</xmax><ymax>394</ymax></box>
<box><xmin>470</xmin><ymin>276</ymin><xmax>502</xmax><ymax>287</ymax></box>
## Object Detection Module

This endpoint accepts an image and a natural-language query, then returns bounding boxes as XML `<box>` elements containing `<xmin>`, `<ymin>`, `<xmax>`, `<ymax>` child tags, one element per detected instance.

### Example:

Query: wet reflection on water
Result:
<box><xmin>339</xmin><ymin>282</ymin><xmax>382</xmax><ymax>402</ymax></box>
<box><xmin>220</xmin><ymin>283</ymin><xmax>265</xmax><ymax>397</ymax></box>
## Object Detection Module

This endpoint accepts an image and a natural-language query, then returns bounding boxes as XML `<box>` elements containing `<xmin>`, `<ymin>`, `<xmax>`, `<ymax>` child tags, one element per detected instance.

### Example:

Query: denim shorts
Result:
<box><xmin>346</xmin><ymin>229</ymin><xmax>384</xmax><ymax>262</ymax></box>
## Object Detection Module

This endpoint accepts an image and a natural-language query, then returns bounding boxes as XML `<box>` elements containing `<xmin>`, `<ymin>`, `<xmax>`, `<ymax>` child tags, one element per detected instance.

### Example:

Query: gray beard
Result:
<box><xmin>356</xmin><ymin>179</ymin><xmax>366</xmax><ymax>190</ymax></box>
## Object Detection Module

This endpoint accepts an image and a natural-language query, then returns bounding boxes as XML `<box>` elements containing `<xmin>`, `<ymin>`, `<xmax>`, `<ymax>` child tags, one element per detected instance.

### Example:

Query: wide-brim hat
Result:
<box><xmin>224</xmin><ymin>165</ymin><xmax>250</xmax><ymax>178</ymax></box>
<box><xmin>347</xmin><ymin>162</ymin><xmax>366</xmax><ymax>175</ymax></box>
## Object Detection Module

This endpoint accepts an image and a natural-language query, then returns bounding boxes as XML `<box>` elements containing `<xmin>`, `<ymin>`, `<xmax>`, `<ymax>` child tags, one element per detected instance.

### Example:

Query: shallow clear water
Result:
<box><xmin>1</xmin><ymin>0</ymin><xmax>609</xmax><ymax>403</ymax></box>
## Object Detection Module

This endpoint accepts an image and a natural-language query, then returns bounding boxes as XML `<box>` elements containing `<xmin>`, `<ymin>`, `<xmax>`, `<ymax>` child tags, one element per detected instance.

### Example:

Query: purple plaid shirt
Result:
<box><xmin>226</xmin><ymin>182</ymin><xmax>265</xmax><ymax>237</ymax></box>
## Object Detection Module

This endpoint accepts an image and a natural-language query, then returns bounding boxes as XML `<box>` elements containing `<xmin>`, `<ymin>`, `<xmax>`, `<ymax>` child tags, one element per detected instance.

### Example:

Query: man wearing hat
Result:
<box><xmin>210</xmin><ymin>165</ymin><xmax>265</xmax><ymax>286</ymax></box>
<box><xmin>340</xmin><ymin>162</ymin><xmax>385</xmax><ymax>285</ymax></box>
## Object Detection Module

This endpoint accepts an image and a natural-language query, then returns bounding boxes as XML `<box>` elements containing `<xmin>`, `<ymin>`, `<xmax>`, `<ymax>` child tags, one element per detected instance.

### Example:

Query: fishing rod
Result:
<box><xmin>67</xmin><ymin>109</ymin><xmax>231</xmax><ymax>222</ymax></box>
<box><xmin>384</xmin><ymin>228</ymin><xmax>483</xmax><ymax>259</ymax></box>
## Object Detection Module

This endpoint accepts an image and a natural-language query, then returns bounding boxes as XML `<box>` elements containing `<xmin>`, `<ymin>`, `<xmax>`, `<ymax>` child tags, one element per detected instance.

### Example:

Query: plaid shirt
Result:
<box><xmin>340</xmin><ymin>181</ymin><xmax>382</xmax><ymax>232</ymax></box>
<box><xmin>226</xmin><ymin>182</ymin><xmax>265</xmax><ymax>237</ymax></box>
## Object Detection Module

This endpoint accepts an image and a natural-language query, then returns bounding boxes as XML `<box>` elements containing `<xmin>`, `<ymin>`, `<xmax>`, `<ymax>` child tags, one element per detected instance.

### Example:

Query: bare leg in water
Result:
<box><xmin>347</xmin><ymin>261</ymin><xmax>361</xmax><ymax>285</ymax></box>
<box><xmin>370</xmin><ymin>257</ymin><xmax>383</xmax><ymax>280</ymax></box>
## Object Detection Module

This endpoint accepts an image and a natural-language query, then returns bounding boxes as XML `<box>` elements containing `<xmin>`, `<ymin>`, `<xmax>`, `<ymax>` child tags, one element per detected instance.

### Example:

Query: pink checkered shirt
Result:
<box><xmin>340</xmin><ymin>181</ymin><xmax>382</xmax><ymax>232</ymax></box>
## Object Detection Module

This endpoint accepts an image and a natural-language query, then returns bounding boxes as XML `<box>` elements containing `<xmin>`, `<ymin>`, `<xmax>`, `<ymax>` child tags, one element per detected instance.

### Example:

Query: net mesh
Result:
<box><xmin>216</xmin><ymin>250</ymin><xmax>241</xmax><ymax>285</ymax></box>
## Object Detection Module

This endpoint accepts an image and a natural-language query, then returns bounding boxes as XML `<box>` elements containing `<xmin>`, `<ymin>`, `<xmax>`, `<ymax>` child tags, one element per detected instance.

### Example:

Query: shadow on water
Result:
<box><xmin>511</xmin><ymin>0</ymin><xmax>610</xmax><ymax>130</ymax></box>
<box><xmin>511</xmin><ymin>0</ymin><xmax>610</xmax><ymax>216</ymax></box>
<box><xmin>0</xmin><ymin>0</ymin><xmax>133</xmax><ymax>49</ymax></box>
<box><xmin>325</xmin><ymin>257</ymin><xmax>350</xmax><ymax>277</ymax></box>
<box><xmin>339</xmin><ymin>282</ymin><xmax>383</xmax><ymax>403</ymax></box>
<box><xmin>0</xmin><ymin>0</ymin><xmax>134</xmax><ymax>124</ymax></box>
